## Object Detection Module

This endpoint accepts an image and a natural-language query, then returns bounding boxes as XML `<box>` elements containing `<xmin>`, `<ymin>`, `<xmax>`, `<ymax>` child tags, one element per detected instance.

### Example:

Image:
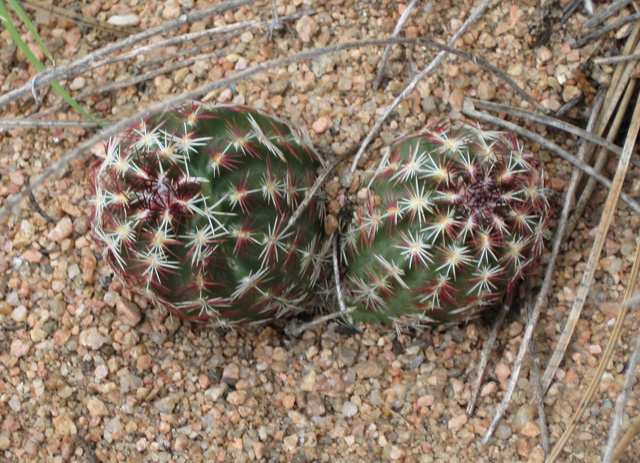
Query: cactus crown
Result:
<box><xmin>338</xmin><ymin>122</ymin><xmax>550</xmax><ymax>329</ymax></box>
<box><xmin>91</xmin><ymin>103</ymin><xmax>329</xmax><ymax>326</ymax></box>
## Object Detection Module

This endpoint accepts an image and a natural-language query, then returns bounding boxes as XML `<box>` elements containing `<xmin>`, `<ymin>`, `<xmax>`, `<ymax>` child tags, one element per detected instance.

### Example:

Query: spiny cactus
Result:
<box><xmin>91</xmin><ymin>103</ymin><xmax>329</xmax><ymax>326</ymax></box>
<box><xmin>337</xmin><ymin>122</ymin><xmax>550</xmax><ymax>329</ymax></box>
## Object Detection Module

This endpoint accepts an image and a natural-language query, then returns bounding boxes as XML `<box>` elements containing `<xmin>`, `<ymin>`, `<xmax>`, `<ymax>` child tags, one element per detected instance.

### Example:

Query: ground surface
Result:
<box><xmin>0</xmin><ymin>0</ymin><xmax>640</xmax><ymax>462</ymax></box>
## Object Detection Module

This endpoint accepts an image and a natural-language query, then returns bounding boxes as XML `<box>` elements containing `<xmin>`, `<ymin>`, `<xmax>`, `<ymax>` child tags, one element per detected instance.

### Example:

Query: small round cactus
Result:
<box><xmin>337</xmin><ymin>122</ymin><xmax>550</xmax><ymax>329</ymax></box>
<box><xmin>91</xmin><ymin>103</ymin><xmax>328</xmax><ymax>326</ymax></box>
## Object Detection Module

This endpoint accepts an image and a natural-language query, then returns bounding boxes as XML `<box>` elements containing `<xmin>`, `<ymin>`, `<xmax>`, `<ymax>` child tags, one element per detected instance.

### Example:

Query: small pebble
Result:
<box><xmin>115</xmin><ymin>297</ymin><xmax>142</xmax><ymax>326</ymax></box>
<box><xmin>296</xmin><ymin>15</ymin><xmax>319</xmax><ymax>43</ymax></box>
<box><xmin>107</xmin><ymin>14</ymin><xmax>140</xmax><ymax>26</ymax></box>
<box><xmin>342</xmin><ymin>401</ymin><xmax>358</xmax><ymax>417</ymax></box>
<box><xmin>11</xmin><ymin>305</ymin><xmax>27</xmax><ymax>322</ymax></box>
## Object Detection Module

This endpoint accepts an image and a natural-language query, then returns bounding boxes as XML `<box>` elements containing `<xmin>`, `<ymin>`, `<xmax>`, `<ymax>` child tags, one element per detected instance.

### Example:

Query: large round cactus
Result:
<box><xmin>338</xmin><ymin>122</ymin><xmax>550</xmax><ymax>329</ymax></box>
<box><xmin>91</xmin><ymin>103</ymin><xmax>328</xmax><ymax>325</ymax></box>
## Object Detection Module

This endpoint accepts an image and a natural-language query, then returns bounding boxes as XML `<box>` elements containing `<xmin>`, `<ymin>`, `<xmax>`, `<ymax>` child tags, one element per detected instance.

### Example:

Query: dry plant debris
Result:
<box><xmin>0</xmin><ymin>1</ymin><xmax>639</xmax><ymax>462</ymax></box>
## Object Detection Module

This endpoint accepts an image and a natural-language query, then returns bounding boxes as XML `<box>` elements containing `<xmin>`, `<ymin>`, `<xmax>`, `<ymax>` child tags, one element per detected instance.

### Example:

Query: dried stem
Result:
<box><xmin>593</xmin><ymin>53</ymin><xmax>640</xmax><ymax>65</ymax></box>
<box><xmin>372</xmin><ymin>0</ymin><xmax>420</xmax><ymax>91</ymax></box>
<box><xmin>0</xmin><ymin>36</ymin><xmax>428</xmax><ymax>219</ymax></box>
<box><xmin>572</xmin><ymin>12</ymin><xmax>640</xmax><ymax>48</ymax></box>
<box><xmin>546</xmin><ymin>218</ymin><xmax>640</xmax><ymax>463</ymax></box>
<box><xmin>525</xmin><ymin>282</ymin><xmax>550</xmax><ymax>453</ymax></box>
<box><xmin>0</xmin><ymin>0</ymin><xmax>257</xmax><ymax>110</ymax></box>
<box><xmin>0</xmin><ymin>118</ymin><xmax>104</xmax><ymax>129</ymax></box>
<box><xmin>612</xmin><ymin>415</ymin><xmax>640</xmax><ymax>462</ymax></box>
<box><xmin>468</xmin><ymin>98</ymin><xmax>640</xmax><ymax>169</ymax></box>
<box><xmin>478</xmin><ymin>91</ymin><xmax>602</xmax><ymax>443</ymax></box>
<box><xmin>602</xmin><ymin>329</ymin><xmax>640</xmax><ymax>463</ymax></box>
<box><xmin>466</xmin><ymin>303</ymin><xmax>509</xmax><ymax>416</ymax></box>
<box><xmin>540</xmin><ymin>79</ymin><xmax>640</xmax><ymax>394</ymax></box>
<box><xmin>583</xmin><ymin>0</ymin><xmax>633</xmax><ymax>29</ymax></box>
<box><xmin>461</xmin><ymin>107</ymin><xmax>640</xmax><ymax>215</ymax></box>
<box><xmin>349</xmin><ymin>0</ymin><xmax>495</xmax><ymax>173</ymax></box>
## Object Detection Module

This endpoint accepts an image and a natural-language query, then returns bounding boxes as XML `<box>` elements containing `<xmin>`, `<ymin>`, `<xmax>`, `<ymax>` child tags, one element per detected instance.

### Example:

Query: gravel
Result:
<box><xmin>1</xmin><ymin>0</ymin><xmax>640</xmax><ymax>462</ymax></box>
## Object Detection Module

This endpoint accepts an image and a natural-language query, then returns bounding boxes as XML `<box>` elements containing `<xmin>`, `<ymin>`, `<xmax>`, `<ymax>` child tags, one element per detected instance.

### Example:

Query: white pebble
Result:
<box><xmin>107</xmin><ymin>14</ymin><xmax>140</xmax><ymax>27</ymax></box>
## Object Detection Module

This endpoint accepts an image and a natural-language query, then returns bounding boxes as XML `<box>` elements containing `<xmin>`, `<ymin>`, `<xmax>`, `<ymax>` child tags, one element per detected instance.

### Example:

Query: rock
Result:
<box><xmin>342</xmin><ymin>401</ymin><xmax>358</xmax><ymax>417</ymax></box>
<box><xmin>495</xmin><ymin>363</ymin><xmax>511</xmax><ymax>382</ymax></box>
<box><xmin>495</xmin><ymin>424</ymin><xmax>512</xmax><ymax>440</ymax></box>
<box><xmin>6</xmin><ymin>291</ymin><xmax>20</xmax><ymax>307</ymax></box>
<box><xmin>11</xmin><ymin>305</ymin><xmax>27</xmax><ymax>322</ymax></box>
<box><xmin>173</xmin><ymin>435</ymin><xmax>189</xmax><ymax>452</ymax></box>
<box><xmin>282</xmin><ymin>394</ymin><xmax>296</xmax><ymax>410</ymax></box>
<box><xmin>337</xmin><ymin>347</ymin><xmax>357</xmax><ymax>367</ymax></box>
<box><xmin>162</xmin><ymin>4</ymin><xmax>181</xmax><ymax>20</ymax></box>
<box><xmin>312</xmin><ymin>116</ymin><xmax>333</xmax><ymax>134</ymax></box>
<box><xmin>477</xmin><ymin>81</ymin><xmax>495</xmax><ymax>101</ymax></box>
<box><xmin>448</xmin><ymin>413</ymin><xmax>468</xmax><ymax>431</ymax></box>
<box><xmin>300</xmin><ymin>370</ymin><xmax>316</xmax><ymax>392</ymax></box>
<box><xmin>10</xmin><ymin>339</ymin><xmax>31</xmax><ymax>358</ymax></box>
<box><xmin>30</xmin><ymin>328</ymin><xmax>47</xmax><ymax>342</ymax></box>
<box><xmin>562</xmin><ymin>84</ymin><xmax>581</xmax><ymax>102</ymax></box>
<box><xmin>79</xmin><ymin>328</ymin><xmax>109</xmax><ymax>350</ymax></box>
<box><xmin>0</xmin><ymin>433</ymin><xmax>10</xmax><ymax>450</ymax></box>
<box><xmin>528</xmin><ymin>446</ymin><xmax>546</xmax><ymax>463</ymax></box>
<box><xmin>521</xmin><ymin>421</ymin><xmax>541</xmax><ymax>437</ymax></box>
<box><xmin>536</xmin><ymin>46</ymin><xmax>553</xmax><ymax>63</ymax></box>
<box><xmin>115</xmin><ymin>297</ymin><xmax>142</xmax><ymax>326</ymax></box>
<box><xmin>354</xmin><ymin>361</ymin><xmax>383</xmax><ymax>378</ymax></box>
<box><xmin>156</xmin><ymin>394</ymin><xmax>180</xmax><ymax>414</ymax></box>
<box><xmin>104</xmin><ymin>417</ymin><xmax>123</xmax><ymax>442</ymax></box>
<box><xmin>253</xmin><ymin>442</ymin><xmax>266</xmax><ymax>459</ymax></box>
<box><xmin>87</xmin><ymin>398</ymin><xmax>109</xmax><ymax>417</ymax></box>
<box><xmin>513</xmin><ymin>404</ymin><xmax>537</xmax><ymax>432</ymax></box>
<box><xmin>53</xmin><ymin>414</ymin><xmax>77</xmax><ymax>436</ymax></box>
<box><xmin>324</xmin><ymin>214</ymin><xmax>339</xmax><ymax>234</ymax></box>
<box><xmin>222</xmin><ymin>363</ymin><xmax>240</xmax><ymax>381</ymax></box>
<box><xmin>338</xmin><ymin>168</ymin><xmax>354</xmax><ymax>189</ymax></box>
<box><xmin>107</xmin><ymin>14</ymin><xmax>140</xmax><ymax>26</ymax></box>
<box><xmin>205</xmin><ymin>384</ymin><xmax>227</xmax><ymax>402</ymax></box>
<box><xmin>120</xmin><ymin>374</ymin><xmax>143</xmax><ymax>393</ymax></box>
<box><xmin>227</xmin><ymin>390</ymin><xmax>247</xmax><ymax>406</ymax></box>
<box><xmin>296</xmin><ymin>15</ymin><xmax>319</xmax><ymax>43</ymax></box>
<box><xmin>48</xmin><ymin>217</ymin><xmax>73</xmax><ymax>243</ymax></box>
<box><xmin>70</xmin><ymin>77</ymin><xmax>85</xmax><ymax>90</ymax></box>
<box><xmin>22</xmin><ymin>249</ymin><xmax>42</xmax><ymax>263</ymax></box>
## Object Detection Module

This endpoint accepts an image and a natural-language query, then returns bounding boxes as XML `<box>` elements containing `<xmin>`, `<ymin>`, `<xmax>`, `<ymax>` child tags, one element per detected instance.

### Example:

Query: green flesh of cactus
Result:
<box><xmin>340</xmin><ymin>123</ymin><xmax>550</xmax><ymax>329</ymax></box>
<box><xmin>91</xmin><ymin>103</ymin><xmax>328</xmax><ymax>325</ymax></box>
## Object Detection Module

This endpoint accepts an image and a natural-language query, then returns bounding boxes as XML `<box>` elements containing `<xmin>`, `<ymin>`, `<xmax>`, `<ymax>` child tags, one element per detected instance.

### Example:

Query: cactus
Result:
<box><xmin>91</xmin><ymin>103</ymin><xmax>328</xmax><ymax>325</ymax></box>
<box><xmin>337</xmin><ymin>122</ymin><xmax>550</xmax><ymax>329</ymax></box>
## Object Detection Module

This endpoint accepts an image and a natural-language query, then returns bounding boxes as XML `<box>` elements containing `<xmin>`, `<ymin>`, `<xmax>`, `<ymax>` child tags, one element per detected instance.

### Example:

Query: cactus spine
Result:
<box><xmin>338</xmin><ymin>123</ymin><xmax>550</xmax><ymax>329</ymax></box>
<box><xmin>91</xmin><ymin>103</ymin><xmax>328</xmax><ymax>326</ymax></box>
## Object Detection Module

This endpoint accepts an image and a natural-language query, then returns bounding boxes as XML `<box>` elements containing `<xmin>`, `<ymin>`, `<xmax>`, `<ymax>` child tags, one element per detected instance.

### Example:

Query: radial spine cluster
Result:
<box><xmin>91</xmin><ymin>103</ymin><xmax>328</xmax><ymax>326</ymax></box>
<box><xmin>339</xmin><ymin>122</ymin><xmax>550</xmax><ymax>329</ymax></box>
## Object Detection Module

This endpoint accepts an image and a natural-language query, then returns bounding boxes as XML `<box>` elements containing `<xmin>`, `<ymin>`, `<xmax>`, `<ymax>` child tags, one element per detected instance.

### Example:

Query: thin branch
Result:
<box><xmin>584</xmin><ymin>0</ymin><xmax>633</xmax><ymax>29</ymax></box>
<box><xmin>461</xmin><ymin>107</ymin><xmax>640</xmax><ymax>215</ymax></box>
<box><xmin>540</xmin><ymin>82</ymin><xmax>640</xmax><ymax>394</ymax></box>
<box><xmin>25</xmin><ymin>177</ymin><xmax>55</xmax><ymax>224</ymax></box>
<box><xmin>593</xmin><ymin>53</ymin><xmax>640</xmax><ymax>64</ymax></box>
<box><xmin>525</xmin><ymin>281</ymin><xmax>550</xmax><ymax>453</ymax></box>
<box><xmin>612</xmin><ymin>415</ymin><xmax>640</xmax><ymax>462</ymax></box>
<box><xmin>0</xmin><ymin>118</ymin><xmax>104</xmax><ymax>129</ymax></box>
<box><xmin>349</xmin><ymin>0</ymin><xmax>496</xmax><ymax>173</ymax></box>
<box><xmin>572</xmin><ymin>12</ymin><xmax>640</xmax><ymax>48</ymax></box>
<box><xmin>373</xmin><ymin>0</ymin><xmax>420</xmax><ymax>91</ymax></box>
<box><xmin>568</xmin><ymin>78</ymin><xmax>637</xmax><ymax>236</ymax></box>
<box><xmin>468</xmin><ymin>98</ymin><xmax>640</xmax><ymax>169</ymax></box>
<box><xmin>0</xmin><ymin>0</ymin><xmax>257</xmax><ymax>109</ymax></box>
<box><xmin>479</xmin><ymin>94</ymin><xmax>603</xmax><ymax>443</ymax></box>
<box><xmin>602</xmin><ymin>328</ymin><xmax>640</xmax><ymax>463</ymax></box>
<box><xmin>546</xmin><ymin>217</ymin><xmax>640</xmax><ymax>463</ymax></box>
<box><xmin>0</xmin><ymin>36</ymin><xmax>430</xmax><ymax>220</ymax></box>
<box><xmin>333</xmin><ymin>233</ymin><xmax>347</xmax><ymax>315</ymax></box>
<box><xmin>428</xmin><ymin>43</ymin><xmax>548</xmax><ymax>114</ymax></box>
<box><xmin>466</xmin><ymin>303</ymin><xmax>509</xmax><ymax>416</ymax></box>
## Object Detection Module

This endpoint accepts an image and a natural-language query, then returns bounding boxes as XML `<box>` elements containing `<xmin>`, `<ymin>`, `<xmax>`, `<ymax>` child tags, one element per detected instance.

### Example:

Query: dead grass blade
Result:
<box><xmin>478</xmin><ymin>92</ymin><xmax>603</xmax><ymax>443</ymax></box>
<box><xmin>540</xmin><ymin>77</ymin><xmax>640</xmax><ymax>395</ymax></box>
<box><xmin>545</xmin><ymin>231</ymin><xmax>640</xmax><ymax>463</ymax></box>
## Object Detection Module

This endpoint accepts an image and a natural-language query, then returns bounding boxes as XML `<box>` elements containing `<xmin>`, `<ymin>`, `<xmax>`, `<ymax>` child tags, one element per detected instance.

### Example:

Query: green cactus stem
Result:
<box><xmin>91</xmin><ymin>103</ymin><xmax>328</xmax><ymax>326</ymax></box>
<box><xmin>338</xmin><ymin>122</ymin><xmax>551</xmax><ymax>329</ymax></box>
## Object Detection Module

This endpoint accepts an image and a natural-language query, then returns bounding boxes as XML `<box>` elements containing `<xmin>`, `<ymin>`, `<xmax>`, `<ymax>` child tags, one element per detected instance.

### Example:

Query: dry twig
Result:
<box><xmin>572</xmin><ymin>12</ymin><xmax>640</xmax><ymax>48</ymax></box>
<box><xmin>349</xmin><ymin>0</ymin><xmax>495</xmax><ymax>173</ymax></box>
<box><xmin>466</xmin><ymin>303</ymin><xmax>509</xmax><ymax>416</ymax></box>
<box><xmin>584</xmin><ymin>0</ymin><xmax>633</xmax><ymax>29</ymax></box>
<box><xmin>372</xmin><ymin>0</ymin><xmax>420</xmax><ymax>91</ymax></box>
<box><xmin>475</xmin><ymin>92</ymin><xmax>604</xmax><ymax>442</ymax></box>
<box><xmin>541</xmin><ymin>79</ymin><xmax>640</xmax><ymax>394</ymax></box>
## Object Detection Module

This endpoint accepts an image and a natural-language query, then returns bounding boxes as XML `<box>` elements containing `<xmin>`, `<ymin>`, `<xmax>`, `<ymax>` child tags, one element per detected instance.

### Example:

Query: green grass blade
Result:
<box><xmin>0</xmin><ymin>0</ymin><xmax>104</xmax><ymax>126</ymax></box>
<box><xmin>6</xmin><ymin>0</ymin><xmax>53</xmax><ymax>64</ymax></box>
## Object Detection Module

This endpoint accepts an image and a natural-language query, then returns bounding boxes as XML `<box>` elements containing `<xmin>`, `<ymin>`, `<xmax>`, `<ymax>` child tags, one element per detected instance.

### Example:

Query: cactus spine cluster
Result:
<box><xmin>337</xmin><ymin>123</ymin><xmax>550</xmax><ymax>329</ymax></box>
<box><xmin>91</xmin><ymin>104</ymin><xmax>328</xmax><ymax>326</ymax></box>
